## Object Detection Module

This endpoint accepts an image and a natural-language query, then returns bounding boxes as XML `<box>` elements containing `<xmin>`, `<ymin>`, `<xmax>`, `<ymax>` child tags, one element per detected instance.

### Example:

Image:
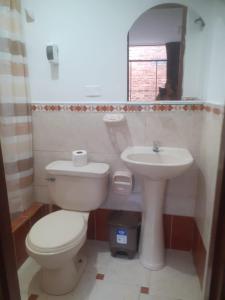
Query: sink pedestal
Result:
<box><xmin>121</xmin><ymin>146</ymin><xmax>194</xmax><ymax>270</ymax></box>
<box><xmin>139</xmin><ymin>178</ymin><xmax>166</xmax><ymax>270</ymax></box>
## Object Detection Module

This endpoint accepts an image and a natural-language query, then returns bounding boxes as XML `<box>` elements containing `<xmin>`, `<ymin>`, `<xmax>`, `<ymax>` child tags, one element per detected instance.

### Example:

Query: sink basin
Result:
<box><xmin>120</xmin><ymin>146</ymin><xmax>194</xmax><ymax>270</ymax></box>
<box><xmin>121</xmin><ymin>146</ymin><xmax>193</xmax><ymax>180</ymax></box>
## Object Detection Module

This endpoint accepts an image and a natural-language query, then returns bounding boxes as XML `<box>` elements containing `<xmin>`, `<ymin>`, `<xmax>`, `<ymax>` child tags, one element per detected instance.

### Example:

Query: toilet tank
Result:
<box><xmin>45</xmin><ymin>161</ymin><xmax>110</xmax><ymax>211</ymax></box>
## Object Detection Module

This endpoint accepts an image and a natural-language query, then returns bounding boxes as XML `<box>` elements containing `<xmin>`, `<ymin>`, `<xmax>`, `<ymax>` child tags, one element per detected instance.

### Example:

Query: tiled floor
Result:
<box><xmin>18</xmin><ymin>240</ymin><xmax>202</xmax><ymax>300</ymax></box>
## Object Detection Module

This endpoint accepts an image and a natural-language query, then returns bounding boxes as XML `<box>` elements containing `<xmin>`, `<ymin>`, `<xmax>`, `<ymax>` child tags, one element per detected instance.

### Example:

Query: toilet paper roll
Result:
<box><xmin>72</xmin><ymin>150</ymin><xmax>88</xmax><ymax>166</ymax></box>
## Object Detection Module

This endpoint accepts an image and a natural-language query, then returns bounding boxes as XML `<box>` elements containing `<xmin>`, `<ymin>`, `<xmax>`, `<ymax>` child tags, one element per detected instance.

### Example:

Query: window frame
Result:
<box><xmin>127</xmin><ymin>44</ymin><xmax>167</xmax><ymax>102</ymax></box>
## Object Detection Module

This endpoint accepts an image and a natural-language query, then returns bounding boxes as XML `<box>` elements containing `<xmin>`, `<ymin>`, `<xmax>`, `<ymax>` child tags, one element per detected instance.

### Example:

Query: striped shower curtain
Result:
<box><xmin>0</xmin><ymin>0</ymin><xmax>33</xmax><ymax>215</ymax></box>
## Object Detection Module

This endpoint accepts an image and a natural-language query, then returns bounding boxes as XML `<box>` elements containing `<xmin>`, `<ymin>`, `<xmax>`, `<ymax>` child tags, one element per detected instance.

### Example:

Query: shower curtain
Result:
<box><xmin>0</xmin><ymin>0</ymin><xmax>33</xmax><ymax>215</ymax></box>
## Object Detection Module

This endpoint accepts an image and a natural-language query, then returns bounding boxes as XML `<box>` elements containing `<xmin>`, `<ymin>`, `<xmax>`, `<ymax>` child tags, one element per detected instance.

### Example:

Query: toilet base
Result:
<box><xmin>40</xmin><ymin>254</ymin><xmax>87</xmax><ymax>296</ymax></box>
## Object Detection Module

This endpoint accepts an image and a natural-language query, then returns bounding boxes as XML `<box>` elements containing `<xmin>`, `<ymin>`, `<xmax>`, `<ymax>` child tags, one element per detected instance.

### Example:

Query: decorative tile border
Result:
<box><xmin>31</xmin><ymin>103</ymin><xmax>224</xmax><ymax>115</ymax></box>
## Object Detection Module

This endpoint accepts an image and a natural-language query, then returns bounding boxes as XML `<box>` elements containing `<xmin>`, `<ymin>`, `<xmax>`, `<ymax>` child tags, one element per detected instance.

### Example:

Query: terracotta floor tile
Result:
<box><xmin>140</xmin><ymin>286</ymin><xmax>149</xmax><ymax>294</ymax></box>
<box><xmin>28</xmin><ymin>294</ymin><xmax>39</xmax><ymax>300</ymax></box>
<box><xmin>96</xmin><ymin>273</ymin><xmax>105</xmax><ymax>280</ymax></box>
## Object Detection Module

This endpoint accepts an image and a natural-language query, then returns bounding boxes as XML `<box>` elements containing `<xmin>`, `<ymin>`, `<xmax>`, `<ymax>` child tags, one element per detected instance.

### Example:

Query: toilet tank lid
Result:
<box><xmin>46</xmin><ymin>161</ymin><xmax>110</xmax><ymax>178</ymax></box>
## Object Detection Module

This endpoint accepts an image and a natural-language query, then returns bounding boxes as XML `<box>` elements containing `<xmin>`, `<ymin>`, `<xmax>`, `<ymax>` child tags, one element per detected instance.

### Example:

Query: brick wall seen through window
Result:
<box><xmin>128</xmin><ymin>46</ymin><xmax>167</xmax><ymax>101</ymax></box>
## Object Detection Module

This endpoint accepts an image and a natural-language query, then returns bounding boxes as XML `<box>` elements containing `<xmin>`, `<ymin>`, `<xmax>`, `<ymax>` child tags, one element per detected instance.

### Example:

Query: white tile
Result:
<box><xmin>105</xmin><ymin>255</ymin><xmax>151</xmax><ymax>287</ymax></box>
<box><xmin>20</xmin><ymin>292</ymin><xmax>29</xmax><ymax>300</ymax></box>
<box><xmin>84</xmin><ymin>240</ymin><xmax>112</xmax><ymax>273</ymax></box>
<box><xmin>18</xmin><ymin>258</ymin><xmax>40</xmax><ymax>294</ymax></box>
<box><xmin>32</xmin><ymin>112</ymin><xmax>87</xmax><ymax>152</ymax></box>
<box><xmin>72</xmin><ymin>265</ymin><xmax>99</xmax><ymax>300</ymax></box>
<box><xmin>125</xmin><ymin>113</ymin><xmax>148</xmax><ymax>146</ymax></box>
<box><xmin>149</xmin><ymin>250</ymin><xmax>201</xmax><ymax>300</ymax></box>
<box><xmin>33</xmin><ymin>185</ymin><xmax>49</xmax><ymax>203</ymax></box>
<box><xmin>195</xmin><ymin>111</ymin><xmax>223</xmax><ymax>249</ymax></box>
<box><xmin>89</xmin><ymin>281</ymin><xmax>139</xmax><ymax>300</ymax></box>
<box><xmin>139</xmin><ymin>294</ymin><xmax>180</xmax><ymax>300</ymax></box>
<box><xmin>37</xmin><ymin>293</ymin><xmax>75</xmax><ymax>300</ymax></box>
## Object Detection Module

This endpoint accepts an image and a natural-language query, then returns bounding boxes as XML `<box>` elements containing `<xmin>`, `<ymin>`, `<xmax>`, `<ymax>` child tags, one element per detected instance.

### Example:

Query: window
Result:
<box><xmin>128</xmin><ymin>45</ymin><xmax>167</xmax><ymax>102</ymax></box>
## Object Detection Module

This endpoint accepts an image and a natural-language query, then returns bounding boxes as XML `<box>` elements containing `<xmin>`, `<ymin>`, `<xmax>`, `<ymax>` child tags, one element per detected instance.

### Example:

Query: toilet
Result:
<box><xmin>26</xmin><ymin>160</ymin><xmax>110</xmax><ymax>295</ymax></box>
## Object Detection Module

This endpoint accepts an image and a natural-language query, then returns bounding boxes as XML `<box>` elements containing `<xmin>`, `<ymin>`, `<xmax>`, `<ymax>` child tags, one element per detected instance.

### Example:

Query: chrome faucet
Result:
<box><xmin>153</xmin><ymin>141</ymin><xmax>160</xmax><ymax>153</ymax></box>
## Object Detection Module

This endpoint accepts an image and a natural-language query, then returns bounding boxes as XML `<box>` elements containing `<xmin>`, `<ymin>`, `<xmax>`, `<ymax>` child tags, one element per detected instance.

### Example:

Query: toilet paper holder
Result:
<box><xmin>112</xmin><ymin>171</ymin><xmax>133</xmax><ymax>195</ymax></box>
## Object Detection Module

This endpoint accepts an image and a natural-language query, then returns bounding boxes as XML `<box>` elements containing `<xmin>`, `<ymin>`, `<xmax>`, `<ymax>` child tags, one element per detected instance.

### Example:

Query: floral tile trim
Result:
<box><xmin>31</xmin><ymin>103</ymin><xmax>224</xmax><ymax>115</ymax></box>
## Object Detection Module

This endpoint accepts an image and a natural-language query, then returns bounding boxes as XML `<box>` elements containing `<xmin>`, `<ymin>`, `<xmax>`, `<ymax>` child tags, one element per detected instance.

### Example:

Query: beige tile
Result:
<box><xmin>33</xmin><ymin>112</ymin><xmax>147</xmax><ymax>154</ymax></box>
<box><xmin>31</xmin><ymin>110</ymin><xmax>205</xmax><ymax>217</ymax></box>
<box><xmin>125</xmin><ymin>112</ymin><xmax>148</xmax><ymax>146</ymax></box>
<box><xmin>149</xmin><ymin>250</ymin><xmax>201</xmax><ymax>300</ymax></box>
<box><xmin>37</xmin><ymin>294</ymin><xmax>75</xmax><ymax>300</ymax></box>
<box><xmin>32</xmin><ymin>112</ymin><xmax>87</xmax><ymax>152</ymax></box>
<box><xmin>84</xmin><ymin>241</ymin><xmax>112</xmax><ymax>274</ymax></box>
<box><xmin>18</xmin><ymin>258</ymin><xmax>40</xmax><ymax>294</ymax></box>
<box><xmin>88</xmin><ymin>281</ymin><xmax>139</xmax><ymax>300</ymax></box>
<box><xmin>195</xmin><ymin>111</ymin><xmax>223</xmax><ymax>249</ymax></box>
<box><xmin>144</xmin><ymin>111</ymin><xmax>202</xmax><ymax>154</ymax></box>
<box><xmin>105</xmin><ymin>255</ymin><xmax>151</xmax><ymax>287</ymax></box>
<box><xmin>33</xmin><ymin>150</ymin><xmax>71</xmax><ymax>186</ymax></box>
<box><xmin>139</xmin><ymin>294</ymin><xmax>180</xmax><ymax>300</ymax></box>
<box><xmin>33</xmin><ymin>186</ymin><xmax>49</xmax><ymax>203</ymax></box>
<box><xmin>72</xmin><ymin>265</ymin><xmax>99</xmax><ymax>300</ymax></box>
<box><xmin>165</xmin><ymin>164</ymin><xmax>198</xmax><ymax>216</ymax></box>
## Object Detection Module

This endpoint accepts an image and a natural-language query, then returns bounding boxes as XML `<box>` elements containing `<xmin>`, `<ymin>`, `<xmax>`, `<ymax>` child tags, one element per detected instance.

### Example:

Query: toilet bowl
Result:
<box><xmin>26</xmin><ymin>161</ymin><xmax>109</xmax><ymax>295</ymax></box>
<box><xmin>26</xmin><ymin>210</ymin><xmax>88</xmax><ymax>295</ymax></box>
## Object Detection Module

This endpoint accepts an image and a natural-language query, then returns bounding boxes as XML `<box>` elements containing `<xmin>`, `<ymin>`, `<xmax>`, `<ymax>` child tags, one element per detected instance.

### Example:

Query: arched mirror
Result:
<box><xmin>127</xmin><ymin>4</ymin><xmax>205</xmax><ymax>102</ymax></box>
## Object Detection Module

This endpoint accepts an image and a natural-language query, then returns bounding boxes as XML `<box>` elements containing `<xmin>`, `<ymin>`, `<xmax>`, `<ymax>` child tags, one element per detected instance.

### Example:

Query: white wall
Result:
<box><xmin>129</xmin><ymin>7</ymin><xmax>183</xmax><ymax>46</ymax></box>
<box><xmin>203</xmin><ymin>2</ymin><xmax>225</xmax><ymax>104</ymax></box>
<box><xmin>21</xmin><ymin>0</ymin><xmax>216</xmax><ymax>103</ymax></box>
<box><xmin>182</xmin><ymin>8</ymin><xmax>208</xmax><ymax>99</ymax></box>
<box><xmin>183</xmin><ymin>1</ymin><xmax>225</xmax><ymax>104</ymax></box>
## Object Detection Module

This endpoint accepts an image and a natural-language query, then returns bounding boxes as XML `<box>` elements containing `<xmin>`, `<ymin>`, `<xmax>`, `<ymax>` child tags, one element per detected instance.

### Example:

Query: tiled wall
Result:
<box><xmin>194</xmin><ymin>108</ymin><xmax>224</xmax><ymax>291</ymax></box>
<box><xmin>32</xmin><ymin>104</ymin><xmax>204</xmax><ymax>217</ymax></box>
<box><xmin>195</xmin><ymin>109</ymin><xmax>223</xmax><ymax>249</ymax></box>
<box><xmin>88</xmin><ymin>209</ymin><xmax>194</xmax><ymax>250</ymax></box>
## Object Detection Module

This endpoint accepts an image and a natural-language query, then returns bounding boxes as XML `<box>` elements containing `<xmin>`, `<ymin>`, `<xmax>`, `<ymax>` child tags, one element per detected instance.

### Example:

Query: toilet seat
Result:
<box><xmin>26</xmin><ymin>210</ymin><xmax>87</xmax><ymax>254</ymax></box>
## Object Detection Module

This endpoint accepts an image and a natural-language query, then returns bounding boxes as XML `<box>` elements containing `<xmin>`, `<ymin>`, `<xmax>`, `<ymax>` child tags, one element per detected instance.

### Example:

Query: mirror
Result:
<box><xmin>127</xmin><ymin>4</ymin><xmax>205</xmax><ymax>102</ymax></box>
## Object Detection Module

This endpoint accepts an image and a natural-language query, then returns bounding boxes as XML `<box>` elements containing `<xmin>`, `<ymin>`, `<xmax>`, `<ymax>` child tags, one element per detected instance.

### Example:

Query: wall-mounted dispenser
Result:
<box><xmin>46</xmin><ymin>44</ymin><xmax>59</xmax><ymax>64</ymax></box>
<box><xmin>112</xmin><ymin>170</ymin><xmax>133</xmax><ymax>196</ymax></box>
<box><xmin>103</xmin><ymin>114</ymin><xmax>125</xmax><ymax>125</ymax></box>
<box><xmin>25</xmin><ymin>9</ymin><xmax>35</xmax><ymax>23</ymax></box>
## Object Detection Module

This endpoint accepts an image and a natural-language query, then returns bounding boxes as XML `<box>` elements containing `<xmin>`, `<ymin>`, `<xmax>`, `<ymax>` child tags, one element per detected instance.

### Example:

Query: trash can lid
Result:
<box><xmin>108</xmin><ymin>211</ymin><xmax>140</xmax><ymax>228</ymax></box>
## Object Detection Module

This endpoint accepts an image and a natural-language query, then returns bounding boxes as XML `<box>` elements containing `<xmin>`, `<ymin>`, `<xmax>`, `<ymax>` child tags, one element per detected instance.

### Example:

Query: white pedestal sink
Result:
<box><xmin>121</xmin><ymin>146</ymin><xmax>193</xmax><ymax>270</ymax></box>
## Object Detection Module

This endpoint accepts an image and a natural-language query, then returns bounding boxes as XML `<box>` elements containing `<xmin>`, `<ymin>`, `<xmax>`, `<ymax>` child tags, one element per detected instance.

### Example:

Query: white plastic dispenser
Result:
<box><xmin>103</xmin><ymin>114</ymin><xmax>125</xmax><ymax>125</ymax></box>
<box><xmin>112</xmin><ymin>171</ymin><xmax>133</xmax><ymax>195</ymax></box>
<box><xmin>46</xmin><ymin>44</ymin><xmax>59</xmax><ymax>64</ymax></box>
